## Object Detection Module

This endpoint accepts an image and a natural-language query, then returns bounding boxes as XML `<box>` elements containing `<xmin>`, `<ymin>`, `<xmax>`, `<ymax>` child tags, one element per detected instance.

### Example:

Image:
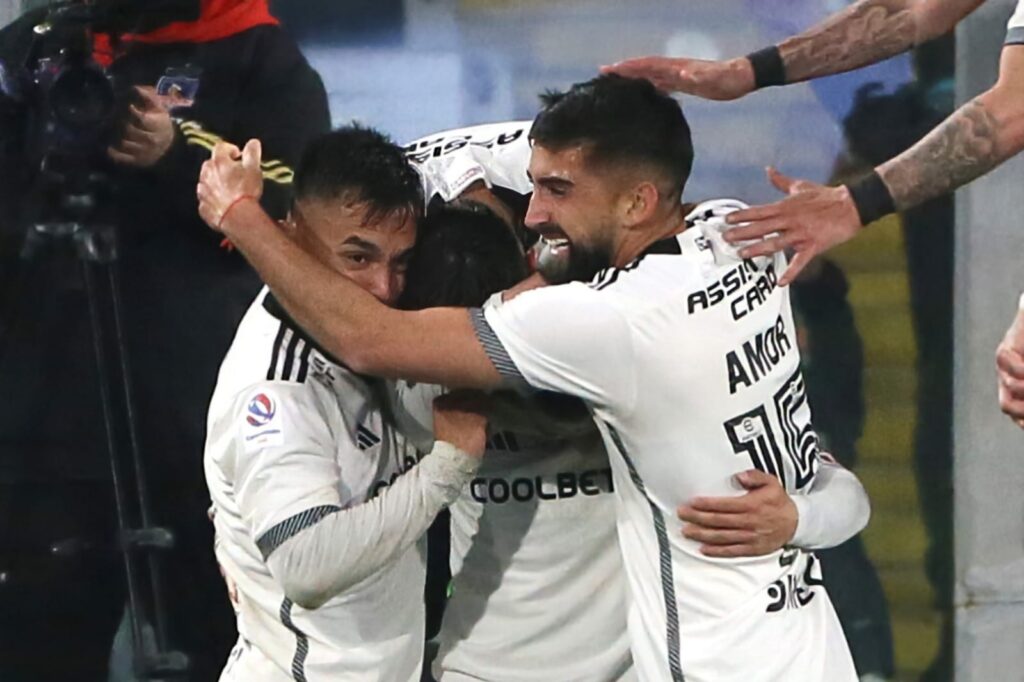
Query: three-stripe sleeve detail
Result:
<box><xmin>606</xmin><ymin>423</ymin><xmax>685</xmax><ymax>682</ymax></box>
<box><xmin>257</xmin><ymin>504</ymin><xmax>341</xmax><ymax>560</ymax></box>
<box><xmin>469</xmin><ymin>308</ymin><xmax>523</xmax><ymax>381</ymax></box>
<box><xmin>266</xmin><ymin>324</ymin><xmax>311</xmax><ymax>383</ymax></box>
<box><xmin>279</xmin><ymin>598</ymin><xmax>310</xmax><ymax>682</ymax></box>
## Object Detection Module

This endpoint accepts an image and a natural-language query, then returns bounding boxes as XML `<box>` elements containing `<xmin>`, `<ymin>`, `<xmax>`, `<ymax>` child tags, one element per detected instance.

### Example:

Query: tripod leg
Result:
<box><xmin>104</xmin><ymin>260</ymin><xmax>173</xmax><ymax>651</ymax></box>
<box><xmin>79</xmin><ymin>255</ymin><xmax>151</xmax><ymax>675</ymax></box>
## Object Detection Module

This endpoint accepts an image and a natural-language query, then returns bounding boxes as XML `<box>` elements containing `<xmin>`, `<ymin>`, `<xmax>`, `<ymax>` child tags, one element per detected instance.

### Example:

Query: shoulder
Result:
<box><xmin>480</xmin><ymin>282</ymin><xmax>631</xmax><ymax>348</ymax></box>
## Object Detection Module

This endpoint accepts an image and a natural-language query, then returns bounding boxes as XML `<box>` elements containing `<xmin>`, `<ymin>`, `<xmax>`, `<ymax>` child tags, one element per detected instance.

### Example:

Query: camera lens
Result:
<box><xmin>49</xmin><ymin>65</ymin><xmax>114</xmax><ymax>130</ymax></box>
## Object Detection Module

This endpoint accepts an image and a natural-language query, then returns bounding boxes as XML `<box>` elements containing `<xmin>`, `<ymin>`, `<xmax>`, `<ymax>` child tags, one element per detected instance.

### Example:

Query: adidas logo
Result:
<box><xmin>356</xmin><ymin>424</ymin><xmax>382</xmax><ymax>451</ymax></box>
<box><xmin>485</xmin><ymin>431</ymin><xmax>521</xmax><ymax>453</ymax></box>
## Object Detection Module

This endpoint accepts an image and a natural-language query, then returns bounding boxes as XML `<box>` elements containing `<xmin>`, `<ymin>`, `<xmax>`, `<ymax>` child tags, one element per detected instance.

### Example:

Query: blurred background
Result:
<box><xmin>6</xmin><ymin>1</ymin><xmax>1024</xmax><ymax>681</ymax></box>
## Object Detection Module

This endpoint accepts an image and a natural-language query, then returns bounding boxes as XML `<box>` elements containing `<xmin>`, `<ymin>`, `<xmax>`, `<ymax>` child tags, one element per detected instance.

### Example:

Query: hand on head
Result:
<box><xmin>600</xmin><ymin>56</ymin><xmax>755</xmax><ymax>101</ymax></box>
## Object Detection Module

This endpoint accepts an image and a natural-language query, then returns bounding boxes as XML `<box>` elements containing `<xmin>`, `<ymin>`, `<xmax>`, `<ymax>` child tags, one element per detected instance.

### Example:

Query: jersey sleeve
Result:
<box><xmin>472</xmin><ymin>282</ymin><xmax>635</xmax><ymax>409</ymax></box>
<box><xmin>228</xmin><ymin>382</ymin><xmax>343</xmax><ymax>550</ymax></box>
<box><xmin>1008</xmin><ymin>0</ymin><xmax>1024</xmax><ymax>45</ymax></box>
<box><xmin>388</xmin><ymin>380</ymin><xmax>446</xmax><ymax>452</ymax></box>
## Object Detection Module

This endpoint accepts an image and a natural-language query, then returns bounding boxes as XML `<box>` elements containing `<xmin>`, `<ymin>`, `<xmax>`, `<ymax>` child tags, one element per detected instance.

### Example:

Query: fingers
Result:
<box><xmin>734</xmin><ymin>469</ymin><xmax>774</xmax><ymax>490</ymax></box>
<box><xmin>726</xmin><ymin>219</ymin><xmax>792</xmax><ymax>245</ymax></box>
<box><xmin>601</xmin><ymin>57</ymin><xmax>664</xmax><ymax>77</ymax></box>
<box><xmin>686</xmin><ymin>495</ymin><xmax>751</xmax><ymax>514</ymax></box>
<box><xmin>107</xmin><ymin>145</ymin><xmax>136</xmax><ymax>165</ymax></box>
<box><xmin>212</xmin><ymin>141</ymin><xmax>241</xmax><ymax>164</ymax></box>
<box><xmin>725</xmin><ymin>202</ymin><xmax>783</xmax><ymax>228</ymax></box>
<box><xmin>241</xmin><ymin>139</ymin><xmax>263</xmax><ymax>171</ymax></box>
<box><xmin>120</xmin><ymin>121</ymin><xmax>159</xmax><ymax>146</ymax></box>
<box><xmin>778</xmin><ymin>249</ymin><xmax>815</xmax><ymax>287</ymax></box>
<box><xmin>682</xmin><ymin>526</ymin><xmax>757</xmax><ymax>546</ymax></box>
<box><xmin>766</xmin><ymin>166</ymin><xmax>795</xmax><ymax>194</ymax></box>
<box><xmin>700</xmin><ymin>544</ymin><xmax>765</xmax><ymax>559</ymax></box>
<box><xmin>737</xmin><ymin>234</ymin><xmax>797</xmax><ymax>260</ymax></box>
<box><xmin>677</xmin><ymin>505</ymin><xmax>752</xmax><ymax>530</ymax></box>
<box><xmin>996</xmin><ymin>346</ymin><xmax>1024</xmax><ymax>380</ymax></box>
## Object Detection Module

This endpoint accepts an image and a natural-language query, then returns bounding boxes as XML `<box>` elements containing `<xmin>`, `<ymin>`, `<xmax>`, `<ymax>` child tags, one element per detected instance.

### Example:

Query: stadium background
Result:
<box><xmin>2</xmin><ymin>1</ymin><xmax>1022</xmax><ymax>680</ymax></box>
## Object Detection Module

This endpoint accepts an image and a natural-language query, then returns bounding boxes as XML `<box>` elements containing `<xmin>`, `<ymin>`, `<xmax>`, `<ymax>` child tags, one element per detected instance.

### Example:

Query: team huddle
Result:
<box><xmin>197</xmin><ymin>76</ymin><xmax>872</xmax><ymax>681</ymax></box>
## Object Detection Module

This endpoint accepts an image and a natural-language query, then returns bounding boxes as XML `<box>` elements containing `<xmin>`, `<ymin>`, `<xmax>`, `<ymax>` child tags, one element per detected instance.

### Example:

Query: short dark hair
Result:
<box><xmin>531</xmin><ymin>74</ymin><xmax>694</xmax><ymax>198</ymax></box>
<box><xmin>294</xmin><ymin>124</ymin><xmax>423</xmax><ymax>224</ymax></box>
<box><xmin>399</xmin><ymin>202</ymin><xmax>529</xmax><ymax>310</ymax></box>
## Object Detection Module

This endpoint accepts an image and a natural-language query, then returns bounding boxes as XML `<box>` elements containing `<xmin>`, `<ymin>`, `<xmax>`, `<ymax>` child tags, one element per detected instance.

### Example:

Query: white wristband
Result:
<box><xmin>1018</xmin><ymin>291</ymin><xmax>1024</xmax><ymax>311</ymax></box>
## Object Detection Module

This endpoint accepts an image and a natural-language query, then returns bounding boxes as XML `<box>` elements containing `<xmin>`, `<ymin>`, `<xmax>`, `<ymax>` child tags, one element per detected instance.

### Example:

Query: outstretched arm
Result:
<box><xmin>603</xmin><ymin>0</ymin><xmax>981</xmax><ymax>100</ymax></box>
<box><xmin>721</xmin><ymin>45</ymin><xmax>1024</xmax><ymax>285</ymax></box>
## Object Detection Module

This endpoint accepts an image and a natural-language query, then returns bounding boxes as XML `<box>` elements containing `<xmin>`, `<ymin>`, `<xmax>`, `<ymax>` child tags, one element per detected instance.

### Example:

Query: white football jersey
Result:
<box><xmin>473</xmin><ymin>201</ymin><xmax>857</xmax><ymax>681</ymax></box>
<box><xmin>402</xmin><ymin>122</ymin><xmax>634</xmax><ymax>680</ymax></box>
<box><xmin>389</xmin><ymin>382</ymin><xmax>633</xmax><ymax>682</ymax></box>
<box><xmin>1008</xmin><ymin>0</ymin><xmax>1024</xmax><ymax>44</ymax></box>
<box><xmin>205</xmin><ymin>288</ymin><xmax>425</xmax><ymax>682</ymax></box>
<box><xmin>404</xmin><ymin>120</ymin><xmax>533</xmax><ymax>204</ymax></box>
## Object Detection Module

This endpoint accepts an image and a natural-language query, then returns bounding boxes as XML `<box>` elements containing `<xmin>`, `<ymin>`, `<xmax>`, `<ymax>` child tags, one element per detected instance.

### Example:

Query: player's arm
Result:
<box><xmin>235</xmin><ymin>388</ymin><xmax>486</xmax><ymax>610</ymax></box>
<box><xmin>722</xmin><ymin>44</ymin><xmax>1024</xmax><ymax>285</ymax></box>
<box><xmin>876</xmin><ymin>44</ymin><xmax>1024</xmax><ymax>211</ymax></box>
<box><xmin>677</xmin><ymin>456</ymin><xmax>870</xmax><ymax>558</ymax></box>
<box><xmin>197</xmin><ymin>141</ymin><xmax>503</xmax><ymax>390</ymax></box>
<box><xmin>603</xmin><ymin>0</ymin><xmax>980</xmax><ymax>100</ymax></box>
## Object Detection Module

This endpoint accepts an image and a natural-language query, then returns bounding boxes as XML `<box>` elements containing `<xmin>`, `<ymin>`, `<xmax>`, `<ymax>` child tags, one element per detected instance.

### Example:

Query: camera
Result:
<box><xmin>0</xmin><ymin>0</ymin><xmax>199</xmax><ymax>190</ymax></box>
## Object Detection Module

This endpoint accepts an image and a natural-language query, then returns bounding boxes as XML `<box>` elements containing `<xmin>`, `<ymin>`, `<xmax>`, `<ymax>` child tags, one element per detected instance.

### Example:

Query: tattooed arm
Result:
<box><xmin>718</xmin><ymin>45</ymin><xmax>1024</xmax><ymax>285</ymax></box>
<box><xmin>778</xmin><ymin>0</ymin><xmax>983</xmax><ymax>84</ymax></box>
<box><xmin>880</xmin><ymin>45</ymin><xmax>1024</xmax><ymax>210</ymax></box>
<box><xmin>604</xmin><ymin>0</ymin><xmax>982</xmax><ymax>100</ymax></box>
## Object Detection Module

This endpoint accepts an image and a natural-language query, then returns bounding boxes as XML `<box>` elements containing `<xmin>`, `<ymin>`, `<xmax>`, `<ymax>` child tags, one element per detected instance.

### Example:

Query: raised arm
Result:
<box><xmin>603</xmin><ymin>0</ymin><xmax>982</xmax><ymax>100</ymax></box>
<box><xmin>196</xmin><ymin>141</ymin><xmax>503</xmax><ymax>390</ymax></box>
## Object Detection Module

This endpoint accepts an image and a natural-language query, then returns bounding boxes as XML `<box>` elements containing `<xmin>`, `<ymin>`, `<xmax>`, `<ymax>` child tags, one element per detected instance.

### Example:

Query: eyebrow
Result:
<box><xmin>339</xmin><ymin>236</ymin><xmax>383</xmax><ymax>255</ymax></box>
<box><xmin>528</xmin><ymin>171</ymin><xmax>573</xmax><ymax>191</ymax></box>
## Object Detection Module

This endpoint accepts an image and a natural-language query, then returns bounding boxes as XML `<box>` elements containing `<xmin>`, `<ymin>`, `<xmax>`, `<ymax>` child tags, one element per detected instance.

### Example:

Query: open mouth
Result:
<box><xmin>540</xmin><ymin>235</ymin><xmax>571</xmax><ymax>249</ymax></box>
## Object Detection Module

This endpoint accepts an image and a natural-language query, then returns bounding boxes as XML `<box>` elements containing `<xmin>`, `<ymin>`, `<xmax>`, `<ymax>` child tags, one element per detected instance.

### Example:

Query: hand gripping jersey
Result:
<box><xmin>205</xmin><ymin>289</ymin><xmax>425</xmax><ymax>682</ymax></box>
<box><xmin>389</xmin><ymin>382</ymin><xmax>633</xmax><ymax>682</ymax></box>
<box><xmin>473</xmin><ymin>201</ymin><xmax>857</xmax><ymax>682</ymax></box>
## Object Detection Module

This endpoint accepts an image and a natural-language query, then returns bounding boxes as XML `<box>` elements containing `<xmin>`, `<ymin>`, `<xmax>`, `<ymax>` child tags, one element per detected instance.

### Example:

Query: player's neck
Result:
<box><xmin>611</xmin><ymin>204</ymin><xmax>687</xmax><ymax>267</ymax></box>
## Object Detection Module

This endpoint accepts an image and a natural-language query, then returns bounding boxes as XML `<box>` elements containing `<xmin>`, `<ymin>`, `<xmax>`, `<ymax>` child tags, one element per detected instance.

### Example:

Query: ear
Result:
<box><xmin>620</xmin><ymin>181</ymin><xmax>661</xmax><ymax>228</ymax></box>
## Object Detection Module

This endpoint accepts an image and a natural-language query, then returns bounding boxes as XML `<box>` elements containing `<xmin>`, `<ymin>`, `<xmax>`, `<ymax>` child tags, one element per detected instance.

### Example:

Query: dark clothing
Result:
<box><xmin>0</xmin><ymin>10</ymin><xmax>330</xmax><ymax>680</ymax></box>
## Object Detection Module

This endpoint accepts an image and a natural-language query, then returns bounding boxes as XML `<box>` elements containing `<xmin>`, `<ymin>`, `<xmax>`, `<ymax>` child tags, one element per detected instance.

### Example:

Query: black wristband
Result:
<box><xmin>745</xmin><ymin>46</ymin><xmax>786</xmax><ymax>89</ymax></box>
<box><xmin>845</xmin><ymin>171</ymin><xmax>896</xmax><ymax>226</ymax></box>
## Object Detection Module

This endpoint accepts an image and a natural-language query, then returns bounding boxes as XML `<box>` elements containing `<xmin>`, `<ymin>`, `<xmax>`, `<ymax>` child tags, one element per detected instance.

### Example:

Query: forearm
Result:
<box><xmin>790</xmin><ymin>461</ymin><xmax>870</xmax><ymax>549</ymax></box>
<box><xmin>221</xmin><ymin>200</ymin><xmax>385</xmax><ymax>367</ymax></box>
<box><xmin>878</xmin><ymin>83</ymin><xmax>1024</xmax><ymax>210</ymax></box>
<box><xmin>266</xmin><ymin>442</ymin><xmax>478</xmax><ymax>609</ymax></box>
<box><xmin>776</xmin><ymin>0</ymin><xmax>977</xmax><ymax>84</ymax></box>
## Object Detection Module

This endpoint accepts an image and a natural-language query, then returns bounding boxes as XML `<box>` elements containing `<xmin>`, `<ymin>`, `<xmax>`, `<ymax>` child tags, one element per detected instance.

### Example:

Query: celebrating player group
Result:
<box><xmin>196</xmin><ymin>74</ymin><xmax>874</xmax><ymax>681</ymax></box>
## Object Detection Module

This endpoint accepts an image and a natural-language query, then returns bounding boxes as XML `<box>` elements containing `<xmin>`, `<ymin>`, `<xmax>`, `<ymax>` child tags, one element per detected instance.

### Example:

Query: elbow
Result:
<box><xmin>854</xmin><ymin>486</ymin><xmax>872</xmax><ymax>537</ymax></box>
<box><xmin>280</xmin><ymin>575</ymin><xmax>332</xmax><ymax>611</ymax></box>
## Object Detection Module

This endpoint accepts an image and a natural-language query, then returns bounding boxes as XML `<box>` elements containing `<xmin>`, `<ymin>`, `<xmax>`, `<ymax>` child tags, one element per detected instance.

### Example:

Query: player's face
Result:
<box><xmin>525</xmin><ymin>143</ymin><xmax>619</xmax><ymax>282</ymax></box>
<box><xmin>289</xmin><ymin>198</ymin><xmax>417</xmax><ymax>306</ymax></box>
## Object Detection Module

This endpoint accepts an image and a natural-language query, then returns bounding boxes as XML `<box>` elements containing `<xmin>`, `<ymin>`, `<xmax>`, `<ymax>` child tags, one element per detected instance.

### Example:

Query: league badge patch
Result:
<box><xmin>246</xmin><ymin>393</ymin><xmax>276</xmax><ymax>427</ymax></box>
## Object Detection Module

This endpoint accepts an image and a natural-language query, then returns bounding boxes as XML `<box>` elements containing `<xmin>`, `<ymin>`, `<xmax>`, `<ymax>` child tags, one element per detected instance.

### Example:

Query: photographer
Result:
<box><xmin>0</xmin><ymin>1</ymin><xmax>329</xmax><ymax>680</ymax></box>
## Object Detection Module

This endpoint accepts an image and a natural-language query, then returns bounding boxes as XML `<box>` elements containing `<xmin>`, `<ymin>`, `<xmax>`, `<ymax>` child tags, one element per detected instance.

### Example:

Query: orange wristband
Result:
<box><xmin>218</xmin><ymin>195</ymin><xmax>258</xmax><ymax>231</ymax></box>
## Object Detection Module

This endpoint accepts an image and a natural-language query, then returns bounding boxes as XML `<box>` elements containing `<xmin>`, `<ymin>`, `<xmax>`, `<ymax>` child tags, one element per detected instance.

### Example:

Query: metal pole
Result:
<box><xmin>954</xmin><ymin>1</ymin><xmax>1024</xmax><ymax>679</ymax></box>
